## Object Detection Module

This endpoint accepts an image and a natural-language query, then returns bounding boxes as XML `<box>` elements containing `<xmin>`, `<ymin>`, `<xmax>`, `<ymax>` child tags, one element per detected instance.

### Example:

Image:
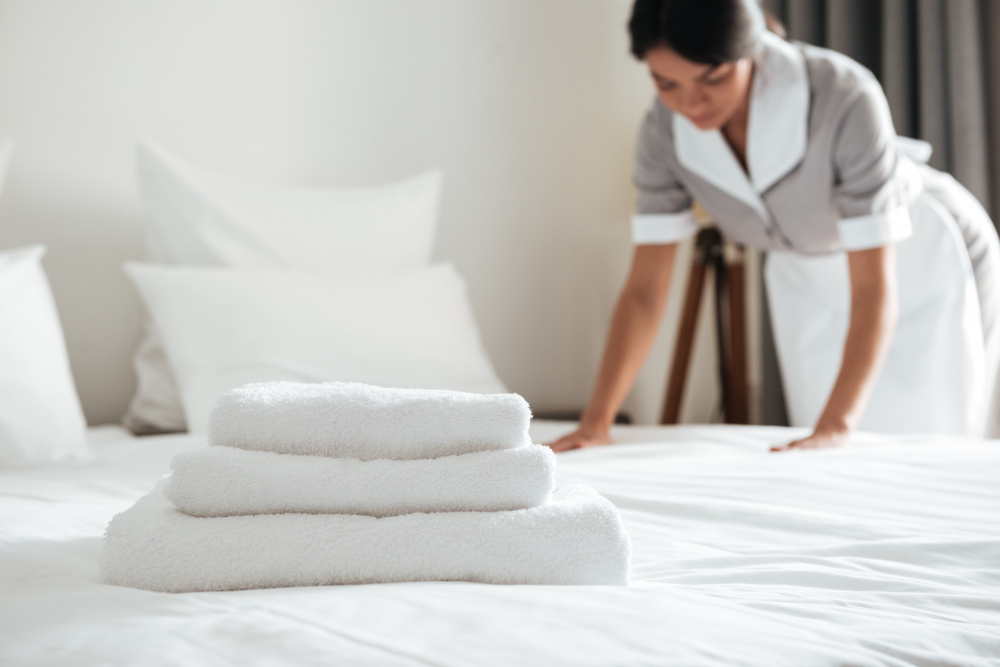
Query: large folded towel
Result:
<box><xmin>208</xmin><ymin>381</ymin><xmax>532</xmax><ymax>460</ymax></box>
<box><xmin>102</xmin><ymin>482</ymin><xmax>631</xmax><ymax>591</ymax></box>
<box><xmin>165</xmin><ymin>445</ymin><xmax>556</xmax><ymax>518</ymax></box>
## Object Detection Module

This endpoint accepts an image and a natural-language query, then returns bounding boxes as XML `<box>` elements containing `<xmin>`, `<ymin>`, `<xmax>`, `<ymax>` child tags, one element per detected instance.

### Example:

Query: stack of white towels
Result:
<box><xmin>102</xmin><ymin>382</ymin><xmax>631</xmax><ymax>592</ymax></box>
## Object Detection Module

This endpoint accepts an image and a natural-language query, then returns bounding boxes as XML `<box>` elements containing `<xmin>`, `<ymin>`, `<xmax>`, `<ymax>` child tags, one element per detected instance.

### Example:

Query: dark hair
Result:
<box><xmin>628</xmin><ymin>0</ymin><xmax>767</xmax><ymax>65</ymax></box>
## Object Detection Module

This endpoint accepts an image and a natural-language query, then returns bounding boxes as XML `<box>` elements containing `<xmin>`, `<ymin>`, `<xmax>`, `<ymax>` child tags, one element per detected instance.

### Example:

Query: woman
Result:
<box><xmin>550</xmin><ymin>0</ymin><xmax>1000</xmax><ymax>452</ymax></box>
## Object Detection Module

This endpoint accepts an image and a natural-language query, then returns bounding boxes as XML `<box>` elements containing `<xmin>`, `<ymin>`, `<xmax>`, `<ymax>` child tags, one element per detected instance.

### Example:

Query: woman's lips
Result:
<box><xmin>691</xmin><ymin>112</ymin><xmax>717</xmax><ymax>126</ymax></box>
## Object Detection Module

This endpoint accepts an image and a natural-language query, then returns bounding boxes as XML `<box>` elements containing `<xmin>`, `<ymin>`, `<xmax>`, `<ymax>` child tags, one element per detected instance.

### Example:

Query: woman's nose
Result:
<box><xmin>680</xmin><ymin>86</ymin><xmax>709</xmax><ymax>114</ymax></box>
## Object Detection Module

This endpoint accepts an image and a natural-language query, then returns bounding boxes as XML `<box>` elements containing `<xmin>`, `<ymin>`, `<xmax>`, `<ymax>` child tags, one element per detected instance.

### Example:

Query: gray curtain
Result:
<box><xmin>761</xmin><ymin>0</ymin><xmax>998</xmax><ymax>217</ymax></box>
<box><xmin>756</xmin><ymin>0</ymin><xmax>1000</xmax><ymax>425</ymax></box>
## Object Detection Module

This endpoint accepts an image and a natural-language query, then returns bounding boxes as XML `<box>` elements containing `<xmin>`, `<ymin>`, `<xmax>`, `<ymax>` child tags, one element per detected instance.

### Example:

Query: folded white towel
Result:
<box><xmin>208</xmin><ymin>381</ymin><xmax>532</xmax><ymax>460</ymax></box>
<box><xmin>102</xmin><ymin>482</ymin><xmax>630</xmax><ymax>591</ymax></box>
<box><xmin>164</xmin><ymin>445</ymin><xmax>556</xmax><ymax>518</ymax></box>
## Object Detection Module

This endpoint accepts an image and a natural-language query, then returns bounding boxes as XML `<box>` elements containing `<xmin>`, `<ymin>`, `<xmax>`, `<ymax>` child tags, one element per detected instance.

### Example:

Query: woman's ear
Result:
<box><xmin>763</xmin><ymin>10</ymin><xmax>787</xmax><ymax>40</ymax></box>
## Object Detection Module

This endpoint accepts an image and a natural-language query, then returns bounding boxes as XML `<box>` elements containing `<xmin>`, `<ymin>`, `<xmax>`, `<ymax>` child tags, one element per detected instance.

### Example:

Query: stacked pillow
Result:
<box><xmin>124</xmin><ymin>142</ymin><xmax>504</xmax><ymax>433</ymax></box>
<box><xmin>126</xmin><ymin>262</ymin><xmax>507</xmax><ymax>433</ymax></box>
<box><xmin>0</xmin><ymin>140</ymin><xmax>89</xmax><ymax>466</ymax></box>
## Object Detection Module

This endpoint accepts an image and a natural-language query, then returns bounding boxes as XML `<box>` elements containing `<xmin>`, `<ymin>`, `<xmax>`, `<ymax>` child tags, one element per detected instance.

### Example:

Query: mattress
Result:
<box><xmin>2</xmin><ymin>421</ymin><xmax>998</xmax><ymax>667</ymax></box>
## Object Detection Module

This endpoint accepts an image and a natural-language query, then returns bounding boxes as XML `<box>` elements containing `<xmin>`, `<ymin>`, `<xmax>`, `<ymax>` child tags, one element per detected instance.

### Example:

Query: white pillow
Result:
<box><xmin>136</xmin><ymin>141</ymin><xmax>442</xmax><ymax>276</ymax></box>
<box><xmin>124</xmin><ymin>262</ymin><xmax>506</xmax><ymax>434</ymax></box>
<box><xmin>122</xmin><ymin>321</ymin><xmax>187</xmax><ymax>434</ymax></box>
<box><xmin>0</xmin><ymin>245</ymin><xmax>89</xmax><ymax>467</ymax></box>
<box><xmin>123</xmin><ymin>140</ymin><xmax>443</xmax><ymax>434</ymax></box>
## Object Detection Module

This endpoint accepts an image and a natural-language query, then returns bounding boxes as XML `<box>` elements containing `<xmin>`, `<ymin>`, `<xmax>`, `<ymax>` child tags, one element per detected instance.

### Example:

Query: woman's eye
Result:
<box><xmin>656</xmin><ymin>82</ymin><xmax>677</xmax><ymax>92</ymax></box>
<box><xmin>704</xmin><ymin>69</ymin><xmax>731</xmax><ymax>86</ymax></box>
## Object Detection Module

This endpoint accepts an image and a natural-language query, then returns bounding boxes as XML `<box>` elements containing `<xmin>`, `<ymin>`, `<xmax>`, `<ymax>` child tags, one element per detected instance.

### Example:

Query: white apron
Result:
<box><xmin>765</xmin><ymin>174</ymin><xmax>988</xmax><ymax>435</ymax></box>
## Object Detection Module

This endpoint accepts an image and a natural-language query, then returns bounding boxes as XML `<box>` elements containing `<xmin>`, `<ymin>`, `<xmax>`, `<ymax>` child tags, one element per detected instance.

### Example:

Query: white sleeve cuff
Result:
<box><xmin>631</xmin><ymin>211</ymin><xmax>698</xmax><ymax>245</ymax></box>
<box><xmin>837</xmin><ymin>206</ymin><xmax>913</xmax><ymax>251</ymax></box>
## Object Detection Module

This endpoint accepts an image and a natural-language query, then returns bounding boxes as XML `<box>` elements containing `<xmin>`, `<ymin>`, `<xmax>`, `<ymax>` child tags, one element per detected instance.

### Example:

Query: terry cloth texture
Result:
<box><xmin>102</xmin><ymin>482</ymin><xmax>632</xmax><ymax>592</ymax></box>
<box><xmin>165</xmin><ymin>445</ymin><xmax>556</xmax><ymax>518</ymax></box>
<box><xmin>208</xmin><ymin>381</ymin><xmax>532</xmax><ymax>460</ymax></box>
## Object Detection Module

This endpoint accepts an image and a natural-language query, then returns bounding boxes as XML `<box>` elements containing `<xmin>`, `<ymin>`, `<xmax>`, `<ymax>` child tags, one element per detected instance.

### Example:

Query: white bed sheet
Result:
<box><xmin>1</xmin><ymin>421</ymin><xmax>998</xmax><ymax>667</ymax></box>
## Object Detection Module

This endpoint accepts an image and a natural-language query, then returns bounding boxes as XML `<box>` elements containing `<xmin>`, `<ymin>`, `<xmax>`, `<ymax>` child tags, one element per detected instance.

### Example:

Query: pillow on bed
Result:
<box><xmin>0</xmin><ymin>245</ymin><xmax>89</xmax><ymax>467</ymax></box>
<box><xmin>123</xmin><ymin>141</ymin><xmax>443</xmax><ymax>434</ymax></box>
<box><xmin>124</xmin><ymin>262</ymin><xmax>506</xmax><ymax>434</ymax></box>
<box><xmin>136</xmin><ymin>140</ymin><xmax>443</xmax><ymax>276</ymax></box>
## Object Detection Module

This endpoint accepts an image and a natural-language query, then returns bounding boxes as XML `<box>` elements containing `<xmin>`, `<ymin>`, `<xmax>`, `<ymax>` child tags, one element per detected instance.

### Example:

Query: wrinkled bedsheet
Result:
<box><xmin>1</xmin><ymin>422</ymin><xmax>998</xmax><ymax>667</ymax></box>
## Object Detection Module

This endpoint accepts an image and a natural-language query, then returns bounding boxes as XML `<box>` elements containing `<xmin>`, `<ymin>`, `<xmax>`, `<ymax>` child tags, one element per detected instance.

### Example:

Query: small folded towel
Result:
<box><xmin>102</xmin><ymin>483</ymin><xmax>631</xmax><ymax>591</ymax></box>
<box><xmin>164</xmin><ymin>445</ymin><xmax>556</xmax><ymax>518</ymax></box>
<box><xmin>208</xmin><ymin>381</ymin><xmax>531</xmax><ymax>460</ymax></box>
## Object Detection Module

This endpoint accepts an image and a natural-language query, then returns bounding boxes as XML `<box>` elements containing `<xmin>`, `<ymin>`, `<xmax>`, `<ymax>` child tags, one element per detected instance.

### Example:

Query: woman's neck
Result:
<box><xmin>721</xmin><ymin>65</ymin><xmax>754</xmax><ymax>171</ymax></box>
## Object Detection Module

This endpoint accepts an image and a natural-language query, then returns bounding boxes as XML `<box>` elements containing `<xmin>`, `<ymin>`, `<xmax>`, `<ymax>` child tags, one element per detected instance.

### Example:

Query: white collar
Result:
<box><xmin>672</xmin><ymin>32</ymin><xmax>809</xmax><ymax>220</ymax></box>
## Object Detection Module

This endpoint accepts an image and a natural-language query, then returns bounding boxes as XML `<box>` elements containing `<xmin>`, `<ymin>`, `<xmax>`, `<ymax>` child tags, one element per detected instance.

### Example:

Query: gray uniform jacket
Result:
<box><xmin>632</xmin><ymin>32</ymin><xmax>922</xmax><ymax>254</ymax></box>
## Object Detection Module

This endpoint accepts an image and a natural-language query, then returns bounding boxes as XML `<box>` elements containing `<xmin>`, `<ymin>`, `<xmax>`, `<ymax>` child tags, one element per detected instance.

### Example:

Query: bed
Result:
<box><xmin>3</xmin><ymin>421</ymin><xmax>998</xmax><ymax>667</ymax></box>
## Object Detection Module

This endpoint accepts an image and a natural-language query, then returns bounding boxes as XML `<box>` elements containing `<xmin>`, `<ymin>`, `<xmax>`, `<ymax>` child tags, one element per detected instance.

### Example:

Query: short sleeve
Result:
<box><xmin>632</xmin><ymin>106</ymin><xmax>698</xmax><ymax>245</ymax></box>
<box><xmin>833</xmin><ymin>78</ymin><xmax>917</xmax><ymax>251</ymax></box>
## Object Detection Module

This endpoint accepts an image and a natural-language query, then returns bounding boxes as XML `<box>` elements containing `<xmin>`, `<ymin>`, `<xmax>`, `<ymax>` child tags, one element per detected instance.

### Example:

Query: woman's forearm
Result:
<box><xmin>581</xmin><ymin>244</ymin><xmax>678</xmax><ymax>430</ymax></box>
<box><xmin>581</xmin><ymin>289</ymin><xmax>670</xmax><ymax>427</ymax></box>
<box><xmin>815</xmin><ymin>246</ymin><xmax>898</xmax><ymax>433</ymax></box>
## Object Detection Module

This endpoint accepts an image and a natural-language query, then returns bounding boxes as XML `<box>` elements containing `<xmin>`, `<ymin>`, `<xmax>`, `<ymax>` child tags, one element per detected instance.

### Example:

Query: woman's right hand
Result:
<box><xmin>546</xmin><ymin>244</ymin><xmax>677</xmax><ymax>455</ymax></box>
<box><xmin>546</xmin><ymin>425</ymin><xmax>613</xmax><ymax>453</ymax></box>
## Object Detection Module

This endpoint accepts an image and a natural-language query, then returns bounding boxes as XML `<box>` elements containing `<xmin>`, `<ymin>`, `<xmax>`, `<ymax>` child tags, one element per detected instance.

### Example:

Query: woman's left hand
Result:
<box><xmin>771</xmin><ymin>248</ymin><xmax>895</xmax><ymax>454</ymax></box>
<box><xmin>771</xmin><ymin>428</ymin><xmax>850</xmax><ymax>452</ymax></box>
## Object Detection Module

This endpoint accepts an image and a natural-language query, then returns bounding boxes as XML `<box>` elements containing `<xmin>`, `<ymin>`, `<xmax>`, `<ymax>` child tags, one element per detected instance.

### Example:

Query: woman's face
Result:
<box><xmin>645</xmin><ymin>45</ymin><xmax>754</xmax><ymax>130</ymax></box>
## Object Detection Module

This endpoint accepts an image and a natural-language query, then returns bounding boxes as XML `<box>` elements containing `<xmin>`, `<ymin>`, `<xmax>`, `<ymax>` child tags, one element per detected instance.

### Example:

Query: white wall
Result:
<box><xmin>0</xmin><ymin>0</ymin><xmax>722</xmax><ymax>426</ymax></box>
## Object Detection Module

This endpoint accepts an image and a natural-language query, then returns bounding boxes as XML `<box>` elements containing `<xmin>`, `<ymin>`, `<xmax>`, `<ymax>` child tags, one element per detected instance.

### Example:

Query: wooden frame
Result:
<box><xmin>660</xmin><ymin>227</ymin><xmax>749</xmax><ymax>425</ymax></box>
